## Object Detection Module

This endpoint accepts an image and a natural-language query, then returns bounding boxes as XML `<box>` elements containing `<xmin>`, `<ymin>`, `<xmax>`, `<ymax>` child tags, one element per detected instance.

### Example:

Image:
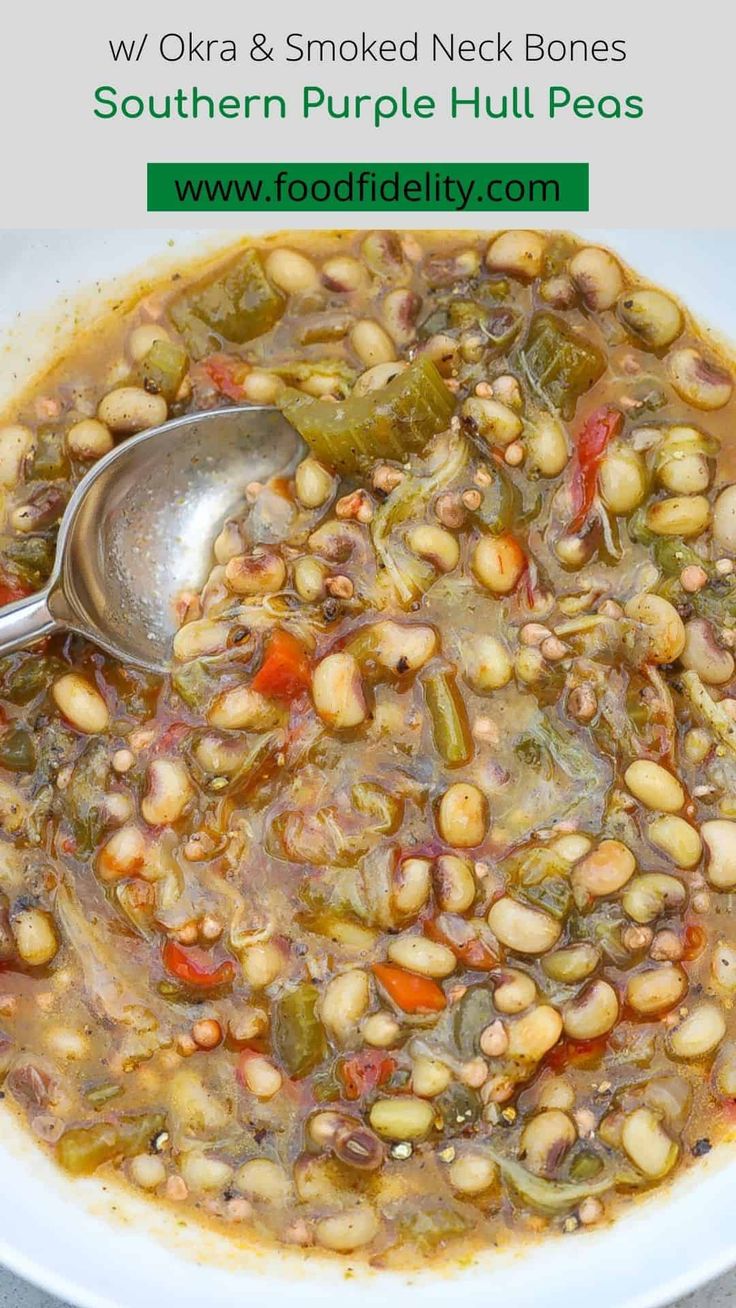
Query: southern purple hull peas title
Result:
<box><xmin>94</xmin><ymin>28</ymin><xmax>642</xmax><ymax>125</ymax></box>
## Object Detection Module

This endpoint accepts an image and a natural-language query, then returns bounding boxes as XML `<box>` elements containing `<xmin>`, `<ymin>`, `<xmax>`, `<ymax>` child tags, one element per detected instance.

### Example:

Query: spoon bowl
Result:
<box><xmin>0</xmin><ymin>406</ymin><xmax>303</xmax><ymax>671</ymax></box>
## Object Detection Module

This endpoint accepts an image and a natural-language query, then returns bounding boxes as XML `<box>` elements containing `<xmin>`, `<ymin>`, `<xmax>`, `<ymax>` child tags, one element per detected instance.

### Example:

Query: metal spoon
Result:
<box><xmin>0</xmin><ymin>405</ymin><xmax>303</xmax><ymax>672</ymax></box>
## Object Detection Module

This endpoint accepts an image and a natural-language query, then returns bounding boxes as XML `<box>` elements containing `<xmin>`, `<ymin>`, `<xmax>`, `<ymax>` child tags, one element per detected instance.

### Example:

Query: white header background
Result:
<box><xmin>1</xmin><ymin>0</ymin><xmax>734</xmax><ymax>227</ymax></box>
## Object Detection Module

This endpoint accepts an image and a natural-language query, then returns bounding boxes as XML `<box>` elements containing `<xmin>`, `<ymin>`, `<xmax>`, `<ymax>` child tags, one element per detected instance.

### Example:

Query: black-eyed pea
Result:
<box><xmin>617</xmin><ymin>289</ymin><xmax>683</xmax><ymax>350</ymax></box>
<box><xmin>129</xmin><ymin>1153</ymin><xmax>166</xmax><ymax>1190</ymax></box>
<box><xmin>180</xmin><ymin>1151</ymin><xmax>233</xmax><ymax>1193</ymax></box>
<box><xmin>52</xmin><ymin>673</ymin><xmax>110</xmax><ymax>734</ymax></box>
<box><xmin>520</xmin><ymin>1109</ymin><xmax>576</xmax><ymax>1176</ymax></box>
<box><xmin>550</xmin><ymin>833</ymin><xmax>593</xmax><ymax>863</ymax></box>
<box><xmin>11</xmin><ymin>907</ymin><xmax>58</xmax><ymax>966</ymax></box>
<box><xmin>224</xmin><ymin>548</ymin><xmax>286</xmax><ymax>596</ymax></box>
<box><xmin>172</xmin><ymin>618</ymin><xmax>230</xmax><ymax>661</ymax></box>
<box><xmin>369</xmin><ymin>1096</ymin><xmax>435</xmax><ymax>1141</ymax></box>
<box><xmin>362</xmin><ymin>1012</ymin><xmax>400</xmax><ymax>1048</ymax></box>
<box><xmin>624</xmin><ymin>593</ymin><xmax>686</xmax><ymax>664</ymax></box>
<box><xmin>711</xmin><ymin>941</ymin><xmax>736</xmax><ymax>991</ymax></box>
<box><xmin>488</xmin><ymin>897</ymin><xmax>561</xmax><ymax>955</ymax></box>
<box><xmin>97</xmin><ymin>386</ymin><xmax>167</xmax><ymax>434</ymax></box>
<box><xmin>319</xmin><ymin>970</ymin><xmax>370</xmax><ymax>1044</ymax></box>
<box><xmin>506</xmin><ymin>1006</ymin><xmax>563</xmax><ymax>1061</ymax></box>
<box><xmin>571</xmin><ymin>839</ymin><xmax>636</xmax><ymax>901</ymax></box>
<box><xmin>537</xmin><ymin>1076</ymin><xmax>575</xmax><ymax>1112</ymax></box>
<box><xmin>624</xmin><ymin>760</ymin><xmax>684</xmax><ymax>813</ymax></box>
<box><xmin>713</xmin><ymin>485</ymin><xmax>736</xmax><ymax>553</ymax></box>
<box><xmin>569</xmin><ymin>246</ymin><xmax>623</xmax><ymax>311</ymax></box>
<box><xmin>668</xmin><ymin>348</ymin><xmax>733</xmax><ymax>411</ymax></box>
<box><xmin>562</xmin><ymin>980</ymin><xmax>619</xmax><ymax>1040</ymax></box>
<box><xmin>667</xmin><ymin>1003</ymin><xmax>726</xmax><ymax>1060</ymax></box>
<box><xmin>207</xmin><ymin>686</ymin><xmax>283</xmax><ymax>731</ymax></box>
<box><xmin>542</xmin><ymin>942</ymin><xmax>601</xmax><ymax>984</ymax></box>
<box><xmin>0</xmin><ymin>423</ymin><xmax>35</xmax><ymax>487</ymax></box>
<box><xmin>315</xmin><ymin>1205</ymin><xmax>379</xmax><ymax>1253</ymax></box>
<box><xmin>392</xmin><ymin>857</ymin><xmax>432</xmax><ymax>919</ymax></box>
<box><xmin>371</xmin><ymin>620</ymin><xmax>438</xmax><ymax>674</ymax></box>
<box><xmin>265</xmin><ymin>247</ymin><xmax>319</xmax><ymax>294</ymax></box>
<box><xmin>714</xmin><ymin>1043</ymin><xmax>736</xmax><ymax>1097</ymax></box>
<box><xmin>97</xmin><ymin>824</ymin><xmax>148</xmax><ymax>882</ymax></box>
<box><xmin>353</xmin><ymin>361</ymin><xmax>407</xmax><ymax>396</ymax></box>
<box><xmin>493</xmin><ymin>969</ymin><xmax>537</xmax><ymax>1014</ymax></box>
<box><xmin>479</xmin><ymin>1019</ymin><xmax>508</xmax><ymax>1057</ymax></box>
<box><xmin>294</xmin><ymin>457</ymin><xmax>335</xmax><ymax>509</ymax></box>
<box><xmin>447</xmin><ymin>1151</ymin><xmax>497</xmax><ymax>1194</ymax></box>
<box><xmin>462</xmin><ymin>634</ymin><xmax>513</xmax><ymax>692</ymax></box>
<box><xmin>515</xmin><ymin>648</ymin><xmax>545</xmax><ymax>685</ymax></box>
<box><xmin>381</xmin><ymin>288</ymin><xmax>421</xmax><ymax>346</ymax></box>
<box><xmin>141</xmin><ymin>759</ymin><xmax>193</xmax><ymax>826</ymax></box>
<box><xmin>406</xmin><ymin>523</ymin><xmax>459</xmax><ymax>573</ymax></box>
<box><xmin>421</xmin><ymin>333</ymin><xmax>459</xmax><ymax>376</ymax></box>
<box><xmin>350</xmin><ymin>319</ymin><xmax>396</xmax><ymax>368</ymax></box>
<box><xmin>322</xmin><ymin>255</ymin><xmax>369</xmax><ymax>293</ymax></box>
<box><xmin>540</xmin><ymin>274</ymin><xmax>577</xmax><ymax>308</ymax></box>
<box><xmin>647</xmin><ymin>815</ymin><xmax>702</xmax><ymax>868</ymax></box>
<box><xmin>313</xmin><ymin>653</ymin><xmax>366</xmax><ymax>730</ymax></box>
<box><xmin>126</xmin><ymin>322</ymin><xmax>170</xmax><ymax>363</ymax></box>
<box><xmin>234</xmin><ymin>1158</ymin><xmax>291</xmax><ymax>1204</ymax></box>
<box><xmin>645</xmin><ymin>495</ymin><xmax>710</xmax><ymax>538</ymax></box>
<box><xmin>411</xmin><ymin>1055</ymin><xmax>452</xmax><ymax>1098</ymax></box>
<box><xmin>623</xmin><ymin>873</ymin><xmax>687</xmax><ymax>925</ymax></box>
<box><xmin>657</xmin><ymin>426</ymin><xmax>712</xmax><ymax>495</ymax></box>
<box><xmin>486</xmin><ymin>230</ymin><xmax>546</xmax><ymax>280</ymax></box>
<box><xmin>621</xmin><ymin>1107</ymin><xmax>678</xmax><ymax>1178</ymax></box>
<box><xmin>700</xmin><ymin>819</ymin><xmax>736</xmax><ymax>888</ymax></box>
<box><xmin>461</xmin><ymin>396</ymin><xmax>523</xmax><ymax>447</ymax></box>
<box><xmin>598</xmin><ymin>446</ymin><xmax>647</xmax><ymax>515</ymax></box>
<box><xmin>293</xmin><ymin>556</ymin><xmax>328</xmax><ymax>602</ymax></box>
<box><xmin>241</xmin><ymin>941</ymin><xmax>284</xmax><ymax>989</ymax></box>
<box><xmin>681</xmin><ymin>618</ymin><xmax>735</xmax><ymax>685</ymax></box>
<box><xmin>434</xmin><ymin>854</ymin><xmax>476</xmax><ymax>914</ymax></box>
<box><xmin>626</xmin><ymin>964</ymin><xmax>688</xmax><ymax>1015</ymax></box>
<box><xmin>241</xmin><ymin>1055</ymin><xmax>283</xmax><ymax>1099</ymax></box>
<box><xmin>66</xmin><ymin>418</ymin><xmax>113</xmax><ymax>461</ymax></box>
<box><xmin>241</xmin><ymin>370</ymin><xmax>282</xmax><ymax>404</ymax></box>
<box><xmin>438</xmin><ymin>783</ymin><xmax>488</xmax><ymax>848</ymax></box>
<box><xmin>387</xmin><ymin>935</ymin><xmax>456</xmax><ymax>978</ymax></box>
<box><xmin>684</xmin><ymin>728</ymin><xmax>711</xmax><ymax>764</ymax></box>
<box><xmin>525</xmin><ymin>413</ymin><xmax>569</xmax><ymax>477</ymax></box>
<box><xmin>472</xmin><ymin>534</ymin><xmax>526</xmax><ymax>595</ymax></box>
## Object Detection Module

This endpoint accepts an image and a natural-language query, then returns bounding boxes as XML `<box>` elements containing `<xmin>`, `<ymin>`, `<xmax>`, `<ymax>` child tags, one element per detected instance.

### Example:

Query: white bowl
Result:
<box><xmin>0</xmin><ymin>228</ymin><xmax>735</xmax><ymax>1308</ymax></box>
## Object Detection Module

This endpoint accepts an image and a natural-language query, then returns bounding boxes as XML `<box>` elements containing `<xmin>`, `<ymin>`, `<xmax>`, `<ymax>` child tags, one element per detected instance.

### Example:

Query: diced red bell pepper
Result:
<box><xmin>0</xmin><ymin>582</ymin><xmax>32</xmax><ymax>608</ymax></box>
<box><xmin>372</xmin><ymin>962</ymin><xmax>446</xmax><ymax>1013</ymax></box>
<box><xmin>251</xmin><ymin>629</ymin><xmax>311</xmax><ymax>701</ymax></box>
<box><xmin>162</xmin><ymin>940</ymin><xmax>236</xmax><ymax>990</ymax></box>
<box><xmin>682</xmin><ymin>923</ymin><xmax>707</xmax><ymax>961</ymax></box>
<box><xmin>202</xmin><ymin>354</ymin><xmax>249</xmax><ymax>402</ymax></box>
<box><xmin>546</xmin><ymin>1035</ymin><xmax>607</xmax><ymax>1071</ymax></box>
<box><xmin>425</xmin><ymin>915</ymin><xmax>498</xmax><ymax>971</ymax></box>
<box><xmin>568</xmin><ymin>405</ymin><xmax>624</xmax><ymax>532</ymax></box>
<box><xmin>340</xmin><ymin>1050</ymin><xmax>396</xmax><ymax>1101</ymax></box>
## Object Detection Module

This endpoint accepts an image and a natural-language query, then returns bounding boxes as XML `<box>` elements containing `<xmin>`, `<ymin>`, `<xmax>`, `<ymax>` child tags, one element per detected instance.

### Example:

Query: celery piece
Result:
<box><xmin>140</xmin><ymin>339</ymin><xmax>188</xmax><ymax>402</ymax></box>
<box><xmin>520</xmin><ymin>313</ymin><xmax>605</xmax><ymax>420</ymax></box>
<box><xmin>57</xmin><ymin>1111</ymin><xmax>166</xmax><ymax>1175</ymax></box>
<box><xmin>170</xmin><ymin>248</ymin><xmax>285</xmax><ymax>357</ymax></box>
<box><xmin>278</xmin><ymin>356</ymin><xmax>455</xmax><ymax>475</ymax></box>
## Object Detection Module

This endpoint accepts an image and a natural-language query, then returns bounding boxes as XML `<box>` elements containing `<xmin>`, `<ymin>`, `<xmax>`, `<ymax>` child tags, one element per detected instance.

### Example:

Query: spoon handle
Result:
<box><xmin>0</xmin><ymin>587</ymin><xmax>60</xmax><ymax>655</ymax></box>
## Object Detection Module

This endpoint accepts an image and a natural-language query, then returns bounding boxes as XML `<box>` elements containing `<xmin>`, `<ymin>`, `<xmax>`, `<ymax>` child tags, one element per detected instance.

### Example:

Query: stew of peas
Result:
<box><xmin>1</xmin><ymin>229</ymin><xmax>736</xmax><ymax>1266</ymax></box>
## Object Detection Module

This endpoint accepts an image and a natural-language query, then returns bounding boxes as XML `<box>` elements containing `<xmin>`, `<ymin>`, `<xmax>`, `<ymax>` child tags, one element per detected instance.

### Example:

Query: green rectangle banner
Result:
<box><xmin>147</xmin><ymin>162</ymin><xmax>589</xmax><ymax>213</ymax></box>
